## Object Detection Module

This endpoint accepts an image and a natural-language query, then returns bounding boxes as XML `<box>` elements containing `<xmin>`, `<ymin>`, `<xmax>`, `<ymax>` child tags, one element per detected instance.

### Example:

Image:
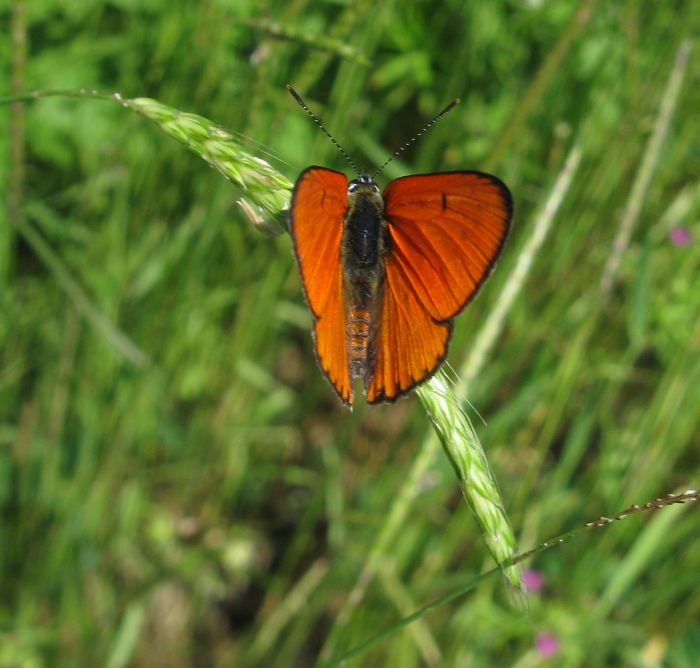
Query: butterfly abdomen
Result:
<box><xmin>344</xmin><ymin>273</ymin><xmax>382</xmax><ymax>377</ymax></box>
<box><xmin>349</xmin><ymin>308</ymin><xmax>370</xmax><ymax>367</ymax></box>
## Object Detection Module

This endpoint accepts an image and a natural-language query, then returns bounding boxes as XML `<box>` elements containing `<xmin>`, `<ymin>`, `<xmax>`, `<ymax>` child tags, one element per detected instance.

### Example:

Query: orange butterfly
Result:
<box><xmin>288</xmin><ymin>86</ymin><xmax>513</xmax><ymax>407</ymax></box>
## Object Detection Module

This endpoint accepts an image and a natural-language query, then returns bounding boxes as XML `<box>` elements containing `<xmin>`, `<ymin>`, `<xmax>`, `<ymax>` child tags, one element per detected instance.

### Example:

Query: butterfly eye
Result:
<box><xmin>348</xmin><ymin>183</ymin><xmax>358</xmax><ymax>193</ymax></box>
<box><xmin>373</xmin><ymin>184</ymin><xmax>380</xmax><ymax>193</ymax></box>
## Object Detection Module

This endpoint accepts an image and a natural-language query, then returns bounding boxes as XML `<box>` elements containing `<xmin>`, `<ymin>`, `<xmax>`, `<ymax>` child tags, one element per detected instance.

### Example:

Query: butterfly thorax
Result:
<box><xmin>341</xmin><ymin>177</ymin><xmax>389</xmax><ymax>380</ymax></box>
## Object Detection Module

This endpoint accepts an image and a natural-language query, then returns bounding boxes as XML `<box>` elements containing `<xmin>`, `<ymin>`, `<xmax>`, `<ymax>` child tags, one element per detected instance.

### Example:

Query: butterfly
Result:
<box><xmin>287</xmin><ymin>86</ymin><xmax>513</xmax><ymax>407</ymax></box>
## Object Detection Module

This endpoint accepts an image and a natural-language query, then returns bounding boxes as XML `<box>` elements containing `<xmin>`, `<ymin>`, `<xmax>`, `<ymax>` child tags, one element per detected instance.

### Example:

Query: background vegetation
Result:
<box><xmin>1</xmin><ymin>1</ymin><xmax>699</xmax><ymax>666</ymax></box>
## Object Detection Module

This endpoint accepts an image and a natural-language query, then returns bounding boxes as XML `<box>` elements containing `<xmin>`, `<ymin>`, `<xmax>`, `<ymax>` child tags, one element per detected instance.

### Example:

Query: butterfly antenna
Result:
<box><xmin>287</xmin><ymin>85</ymin><xmax>362</xmax><ymax>176</ymax></box>
<box><xmin>373</xmin><ymin>98</ymin><xmax>460</xmax><ymax>178</ymax></box>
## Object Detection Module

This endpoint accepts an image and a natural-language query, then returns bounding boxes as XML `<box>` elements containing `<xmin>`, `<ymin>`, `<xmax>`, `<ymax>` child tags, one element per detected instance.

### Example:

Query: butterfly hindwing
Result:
<box><xmin>366</xmin><ymin>171</ymin><xmax>512</xmax><ymax>403</ymax></box>
<box><xmin>366</xmin><ymin>256</ymin><xmax>452</xmax><ymax>403</ymax></box>
<box><xmin>289</xmin><ymin>167</ymin><xmax>353</xmax><ymax>405</ymax></box>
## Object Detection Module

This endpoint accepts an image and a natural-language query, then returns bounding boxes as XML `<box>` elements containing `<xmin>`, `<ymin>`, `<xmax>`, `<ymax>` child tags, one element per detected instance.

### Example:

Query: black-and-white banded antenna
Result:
<box><xmin>373</xmin><ymin>98</ymin><xmax>460</xmax><ymax>178</ymax></box>
<box><xmin>287</xmin><ymin>85</ymin><xmax>362</xmax><ymax>177</ymax></box>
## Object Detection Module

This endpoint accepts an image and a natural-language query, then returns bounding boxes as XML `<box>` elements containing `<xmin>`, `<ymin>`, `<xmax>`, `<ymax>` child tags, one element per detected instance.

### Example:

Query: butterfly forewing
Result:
<box><xmin>383</xmin><ymin>172</ymin><xmax>512</xmax><ymax>321</ymax></box>
<box><xmin>290</xmin><ymin>167</ymin><xmax>353</xmax><ymax>404</ymax></box>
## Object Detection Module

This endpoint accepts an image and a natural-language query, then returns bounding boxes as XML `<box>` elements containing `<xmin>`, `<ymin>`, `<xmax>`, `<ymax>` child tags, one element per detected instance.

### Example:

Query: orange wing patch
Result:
<box><xmin>383</xmin><ymin>172</ymin><xmax>512</xmax><ymax>322</ymax></box>
<box><xmin>366</xmin><ymin>171</ymin><xmax>512</xmax><ymax>403</ymax></box>
<box><xmin>313</xmin><ymin>266</ymin><xmax>352</xmax><ymax>404</ymax></box>
<box><xmin>289</xmin><ymin>167</ymin><xmax>353</xmax><ymax>405</ymax></box>
<box><xmin>366</xmin><ymin>257</ymin><xmax>451</xmax><ymax>404</ymax></box>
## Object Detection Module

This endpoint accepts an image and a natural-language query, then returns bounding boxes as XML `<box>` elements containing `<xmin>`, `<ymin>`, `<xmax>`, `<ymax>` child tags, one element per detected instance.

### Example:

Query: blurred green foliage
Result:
<box><xmin>1</xmin><ymin>1</ymin><xmax>700</xmax><ymax>666</ymax></box>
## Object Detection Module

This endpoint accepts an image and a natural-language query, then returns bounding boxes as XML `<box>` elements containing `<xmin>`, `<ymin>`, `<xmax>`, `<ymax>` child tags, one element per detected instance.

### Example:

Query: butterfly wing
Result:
<box><xmin>289</xmin><ymin>167</ymin><xmax>353</xmax><ymax>405</ymax></box>
<box><xmin>366</xmin><ymin>171</ymin><xmax>512</xmax><ymax>403</ymax></box>
<box><xmin>366</xmin><ymin>264</ymin><xmax>452</xmax><ymax>403</ymax></box>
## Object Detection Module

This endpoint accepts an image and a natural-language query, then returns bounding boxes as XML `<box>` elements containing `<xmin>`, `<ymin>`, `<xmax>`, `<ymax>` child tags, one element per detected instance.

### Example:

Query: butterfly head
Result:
<box><xmin>347</xmin><ymin>175</ymin><xmax>382</xmax><ymax>208</ymax></box>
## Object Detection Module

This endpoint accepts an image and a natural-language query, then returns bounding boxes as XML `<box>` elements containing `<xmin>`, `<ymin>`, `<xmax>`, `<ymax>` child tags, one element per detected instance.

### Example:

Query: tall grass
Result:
<box><xmin>1</xmin><ymin>2</ymin><xmax>699</xmax><ymax>666</ymax></box>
